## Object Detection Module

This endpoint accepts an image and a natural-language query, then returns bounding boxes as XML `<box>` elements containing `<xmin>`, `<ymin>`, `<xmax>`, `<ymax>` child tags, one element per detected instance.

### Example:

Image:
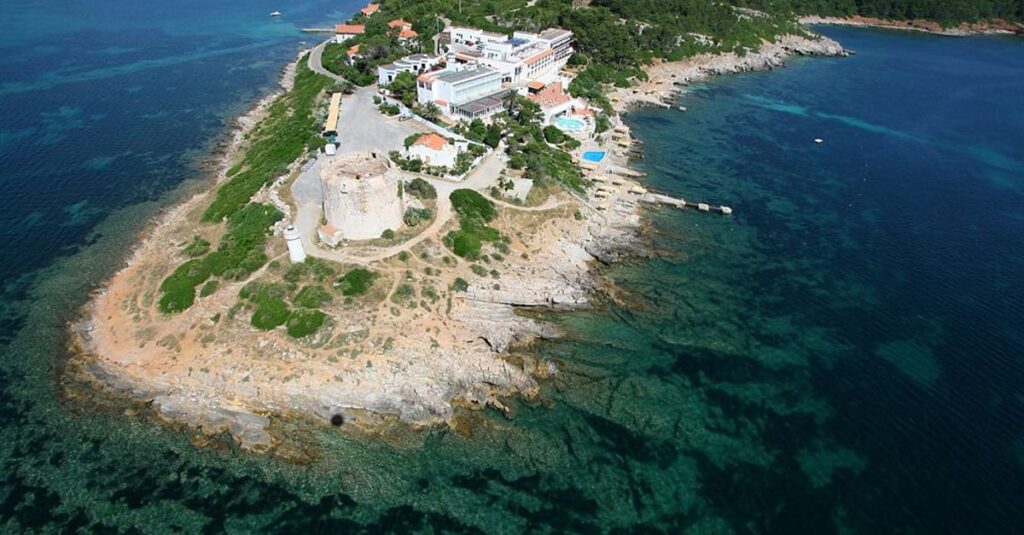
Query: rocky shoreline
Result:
<box><xmin>66</xmin><ymin>30</ymin><xmax>840</xmax><ymax>456</ymax></box>
<box><xmin>67</xmin><ymin>47</ymin><xmax>645</xmax><ymax>453</ymax></box>
<box><xmin>611</xmin><ymin>33</ymin><xmax>848</xmax><ymax>113</ymax></box>
<box><xmin>801</xmin><ymin>15</ymin><xmax>1024</xmax><ymax>37</ymax></box>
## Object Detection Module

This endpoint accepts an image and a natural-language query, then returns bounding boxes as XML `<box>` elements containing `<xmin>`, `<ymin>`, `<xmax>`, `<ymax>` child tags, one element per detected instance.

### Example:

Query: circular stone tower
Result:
<box><xmin>319</xmin><ymin>152</ymin><xmax>405</xmax><ymax>245</ymax></box>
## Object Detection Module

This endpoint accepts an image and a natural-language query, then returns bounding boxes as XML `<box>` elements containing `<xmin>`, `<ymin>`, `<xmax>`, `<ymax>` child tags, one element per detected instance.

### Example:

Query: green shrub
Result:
<box><xmin>251</xmin><ymin>298</ymin><xmax>290</xmax><ymax>330</ymax></box>
<box><xmin>381</xmin><ymin>228</ymin><xmax>395</xmax><ymax>240</ymax></box>
<box><xmin>421</xmin><ymin>285</ymin><xmax>439</xmax><ymax>303</ymax></box>
<box><xmin>403</xmin><ymin>207</ymin><xmax>433</xmax><ymax>227</ymax></box>
<box><xmin>199</xmin><ymin>280</ymin><xmax>219</xmax><ymax>298</ymax></box>
<box><xmin>392</xmin><ymin>283</ymin><xmax>415</xmax><ymax>302</ymax></box>
<box><xmin>183</xmin><ymin>236</ymin><xmax>211</xmax><ymax>258</ymax></box>
<box><xmin>406</xmin><ymin>177</ymin><xmax>437</xmax><ymax>199</ymax></box>
<box><xmin>286</xmin><ymin>309</ymin><xmax>327</xmax><ymax>338</ymax></box>
<box><xmin>284</xmin><ymin>262</ymin><xmax>309</xmax><ymax>283</ymax></box>
<box><xmin>158</xmin><ymin>259</ymin><xmax>212</xmax><ymax>313</ymax></box>
<box><xmin>293</xmin><ymin>285</ymin><xmax>332</xmax><ymax>308</ymax></box>
<box><xmin>450</xmin><ymin>189</ymin><xmax>495</xmax><ymax>222</ymax></box>
<box><xmin>336</xmin><ymin>268</ymin><xmax>376</xmax><ymax>296</ymax></box>
<box><xmin>450</xmin><ymin>231</ymin><xmax>482</xmax><ymax>259</ymax></box>
<box><xmin>452</xmin><ymin>278</ymin><xmax>469</xmax><ymax>292</ymax></box>
<box><xmin>470</xmin><ymin>264</ymin><xmax>488</xmax><ymax>277</ymax></box>
<box><xmin>543</xmin><ymin>125</ymin><xmax>566</xmax><ymax>144</ymax></box>
<box><xmin>239</xmin><ymin>282</ymin><xmax>287</xmax><ymax>303</ymax></box>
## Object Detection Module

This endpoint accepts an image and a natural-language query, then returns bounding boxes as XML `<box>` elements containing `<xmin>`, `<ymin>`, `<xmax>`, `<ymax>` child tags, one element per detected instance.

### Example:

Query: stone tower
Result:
<box><xmin>319</xmin><ymin>152</ymin><xmax>405</xmax><ymax>245</ymax></box>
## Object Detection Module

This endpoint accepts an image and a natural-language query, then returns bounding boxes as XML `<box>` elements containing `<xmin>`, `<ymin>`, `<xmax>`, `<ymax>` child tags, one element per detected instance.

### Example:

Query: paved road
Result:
<box><xmin>308</xmin><ymin>39</ymin><xmax>344</xmax><ymax>82</ymax></box>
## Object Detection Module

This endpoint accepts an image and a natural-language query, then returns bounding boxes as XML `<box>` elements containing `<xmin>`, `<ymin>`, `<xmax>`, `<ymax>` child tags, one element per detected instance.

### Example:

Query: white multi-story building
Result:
<box><xmin>442</xmin><ymin>27</ymin><xmax>574</xmax><ymax>86</ymax></box>
<box><xmin>416</xmin><ymin>65</ymin><xmax>507</xmax><ymax>120</ymax></box>
<box><xmin>377</xmin><ymin>54</ymin><xmax>445</xmax><ymax>87</ymax></box>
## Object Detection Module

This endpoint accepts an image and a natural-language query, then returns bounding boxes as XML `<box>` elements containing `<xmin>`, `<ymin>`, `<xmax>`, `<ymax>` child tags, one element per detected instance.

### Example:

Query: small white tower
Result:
<box><xmin>284</xmin><ymin>225</ymin><xmax>306</xmax><ymax>263</ymax></box>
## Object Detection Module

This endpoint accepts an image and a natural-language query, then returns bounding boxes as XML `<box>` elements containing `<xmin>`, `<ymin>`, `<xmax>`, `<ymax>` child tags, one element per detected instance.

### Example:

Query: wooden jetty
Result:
<box><xmin>641</xmin><ymin>193</ymin><xmax>732</xmax><ymax>215</ymax></box>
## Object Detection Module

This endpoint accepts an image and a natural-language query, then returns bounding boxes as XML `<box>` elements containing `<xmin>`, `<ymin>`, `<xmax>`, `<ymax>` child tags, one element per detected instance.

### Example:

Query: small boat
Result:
<box><xmin>814</xmin><ymin>138</ymin><xmax>824</xmax><ymax>144</ymax></box>
<box><xmin>270</xmin><ymin>11</ymin><xmax>282</xmax><ymax>17</ymax></box>
<box><xmin>677</xmin><ymin>106</ymin><xmax>687</xmax><ymax>112</ymax></box>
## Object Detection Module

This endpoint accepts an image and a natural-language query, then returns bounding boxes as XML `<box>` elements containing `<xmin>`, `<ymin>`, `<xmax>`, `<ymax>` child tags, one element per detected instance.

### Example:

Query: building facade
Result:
<box><xmin>407</xmin><ymin>133</ymin><xmax>463</xmax><ymax>168</ymax></box>
<box><xmin>416</xmin><ymin>66</ymin><xmax>503</xmax><ymax>114</ymax></box>
<box><xmin>377</xmin><ymin>54</ymin><xmax>444</xmax><ymax>87</ymax></box>
<box><xmin>442</xmin><ymin>27</ymin><xmax>574</xmax><ymax>86</ymax></box>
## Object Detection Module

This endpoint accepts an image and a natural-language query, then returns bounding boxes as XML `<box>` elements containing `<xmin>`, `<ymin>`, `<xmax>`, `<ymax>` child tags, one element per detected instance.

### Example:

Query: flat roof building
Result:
<box><xmin>378</xmin><ymin>54</ymin><xmax>444</xmax><ymax>87</ymax></box>
<box><xmin>441</xmin><ymin>26</ymin><xmax>574</xmax><ymax>86</ymax></box>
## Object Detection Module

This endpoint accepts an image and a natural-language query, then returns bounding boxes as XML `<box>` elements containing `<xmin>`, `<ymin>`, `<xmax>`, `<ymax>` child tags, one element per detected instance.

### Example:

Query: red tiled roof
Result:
<box><xmin>388</xmin><ymin>19</ymin><xmax>411</xmax><ymax>29</ymax></box>
<box><xmin>335</xmin><ymin>24</ymin><xmax>365</xmax><ymax>35</ymax></box>
<box><xmin>527</xmin><ymin>81</ymin><xmax>545</xmax><ymax>90</ymax></box>
<box><xmin>398</xmin><ymin>29</ymin><xmax>419</xmax><ymax>39</ymax></box>
<box><xmin>360</xmin><ymin>4</ymin><xmax>379</xmax><ymax>15</ymax></box>
<box><xmin>527</xmin><ymin>81</ymin><xmax>570</xmax><ymax>109</ymax></box>
<box><xmin>347</xmin><ymin>44</ymin><xmax>361</xmax><ymax>57</ymax></box>
<box><xmin>413</xmin><ymin>133</ymin><xmax>447</xmax><ymax>151</ymax></box>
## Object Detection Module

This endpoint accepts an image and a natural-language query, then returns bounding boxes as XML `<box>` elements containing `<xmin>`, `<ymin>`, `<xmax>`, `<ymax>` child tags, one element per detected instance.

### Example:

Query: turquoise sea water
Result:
<box><xmin>2</xmin><ymin>3</ymin><xmax>1023</xmax><ymax>531</ymax></box>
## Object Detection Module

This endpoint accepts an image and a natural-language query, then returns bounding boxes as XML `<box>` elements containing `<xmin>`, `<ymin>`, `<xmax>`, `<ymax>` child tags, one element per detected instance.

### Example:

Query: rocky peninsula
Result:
<box><xmin>68</xmin><ymin>28</ymin><xmax>846</xmax><ymax>455</ymax></box>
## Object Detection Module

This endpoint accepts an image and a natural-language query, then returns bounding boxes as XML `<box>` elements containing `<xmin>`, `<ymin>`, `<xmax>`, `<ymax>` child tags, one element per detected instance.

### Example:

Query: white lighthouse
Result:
<box><xmin>283</xmin><ymin>225</ymin><xmax>306</xmax><ymax>263</ymax></box>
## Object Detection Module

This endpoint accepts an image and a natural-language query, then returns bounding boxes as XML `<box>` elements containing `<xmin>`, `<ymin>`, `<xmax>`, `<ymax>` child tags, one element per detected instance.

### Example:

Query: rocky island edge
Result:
<box><xmin>66</xmin><ymin>29</ymin><xmax>846</xmax><ymax>456</ymax></box>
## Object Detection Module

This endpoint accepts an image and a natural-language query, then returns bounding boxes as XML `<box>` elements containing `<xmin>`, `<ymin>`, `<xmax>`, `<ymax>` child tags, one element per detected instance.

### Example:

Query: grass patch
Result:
<box><xmin>158</xmin><ymin>204</ymin><xmax>282</xmax><ymax>314</ymax></box>
<box><xmin>293</xmin><ymin>285</ymin><xmax>332</xmax><ymax>308</ymax></box>
<box><xmin>284</xmin><ymin>257</ymin><xmax>337</xmax><ymax>283</ymax></box>
<box><xmin>204</xmin><ymin>57</ymin><xmax>331</xmax><ymax>222</ymax></box>
<box><xmin>158</xmin><ymin>259</ymin><xmax>212</xmax><ymax>314</ymax></box>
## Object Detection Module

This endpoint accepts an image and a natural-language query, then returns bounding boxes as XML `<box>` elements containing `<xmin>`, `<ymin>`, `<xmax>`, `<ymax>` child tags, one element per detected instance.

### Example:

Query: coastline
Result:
<box><xmin>800</xmin><ymin>15</ymin><xmax>1024</xmax><ymax>37</ymax></box>
<box><xmin>610</xmin><ymin>33</ymin><xmax>848</xmax><ymax>114</ymax></box>
<box><xmin>67</xmin><ymin>29</ymin><xmax>845</xmax><ymax>455</ymax></box>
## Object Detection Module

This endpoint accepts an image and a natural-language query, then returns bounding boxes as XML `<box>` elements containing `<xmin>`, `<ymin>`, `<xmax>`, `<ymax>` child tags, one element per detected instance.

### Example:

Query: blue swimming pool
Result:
<box><xmin>582</xmin><ymin>151</ymin><xmax>606</xmax><ymax>163</ymax></box>
<box><xmin>554</xmin><ymin>116</ymin><xmax>585</xmax><ymax>131</ymax></box>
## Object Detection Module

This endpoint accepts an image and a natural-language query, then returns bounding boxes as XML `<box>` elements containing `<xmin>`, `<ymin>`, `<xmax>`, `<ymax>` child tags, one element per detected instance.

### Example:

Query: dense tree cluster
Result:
<box><xmin>741</xmin><ymin>0</ymin><xmax>1024</xmax><ymax>24</ymax></box>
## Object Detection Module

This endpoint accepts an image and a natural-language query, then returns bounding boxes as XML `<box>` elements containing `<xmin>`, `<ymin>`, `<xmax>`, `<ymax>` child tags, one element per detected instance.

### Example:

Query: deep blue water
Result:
<box><xmin>1</xmin><ymin>3</ymin><xmax>1023</xmax><ymax>531</ymax></box>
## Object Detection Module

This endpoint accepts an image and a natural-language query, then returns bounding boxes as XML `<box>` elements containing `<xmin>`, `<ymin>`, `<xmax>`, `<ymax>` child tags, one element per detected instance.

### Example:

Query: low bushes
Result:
<box><xmin>335</xmin><ymin>268</ymin><xmax>377</xmax><ymax>296</ymax></box>
<box><xmin>286</xmin><ymin>309</ymin><xmax>327</xmax><ymax>338</ymax></box>
<box><xmin>250</xmin><ymin>298</ymin><xmax>290</xmax><ymax>330</ymax></box>
<box><xmin>293</xmin><ymin>285</ymin><xmax>332</xmax><ymax>308</ymax></box>
<box><xmin>157</xmin><ymin>203</ymin><xmax>282</xmax><ymax>314</ymax></box>
<box><xmin>406</xmin><ymin>177</ymin><xmax>436</xmax><ymax>199</ymax></box>
<box><xmin>445</xmin><ymin>189</ymin><xmax>499</xmax><ymax>260</ymax></box>
<box><xmin>403</xmin><ymin>207</ymin><xmax>432</xmax><ymax>227</ymax></box>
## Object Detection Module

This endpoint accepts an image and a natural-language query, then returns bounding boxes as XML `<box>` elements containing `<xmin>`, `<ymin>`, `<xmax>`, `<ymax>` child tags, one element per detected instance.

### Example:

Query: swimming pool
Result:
<box><xmin>554</xmin><ymin>116</ymin><xmax>585</xmax><ymax>131</ymax></box>
<box><xmin>582</xmin><ymin>151</ymin><xmax>606</xmax><ymax>163</ymax></box>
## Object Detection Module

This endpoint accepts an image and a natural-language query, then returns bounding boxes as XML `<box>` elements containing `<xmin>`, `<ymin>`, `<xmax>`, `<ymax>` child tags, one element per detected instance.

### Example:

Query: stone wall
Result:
<box><xmin>320</xmin><ymin>152</ymin><xmax>405</xmax><ymax>242</ymax></box>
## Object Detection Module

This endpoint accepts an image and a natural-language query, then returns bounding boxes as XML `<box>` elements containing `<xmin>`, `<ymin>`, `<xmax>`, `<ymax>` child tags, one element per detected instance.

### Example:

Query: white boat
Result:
<box><xmin>814</xmin><ymin>138</ymin><xmax>824</xmax><ymax>144</ymax></box>
<box><xmin>270</xmin><ymin>11</ymin><xmax>282</xmax><ymax>17</ymax></box>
